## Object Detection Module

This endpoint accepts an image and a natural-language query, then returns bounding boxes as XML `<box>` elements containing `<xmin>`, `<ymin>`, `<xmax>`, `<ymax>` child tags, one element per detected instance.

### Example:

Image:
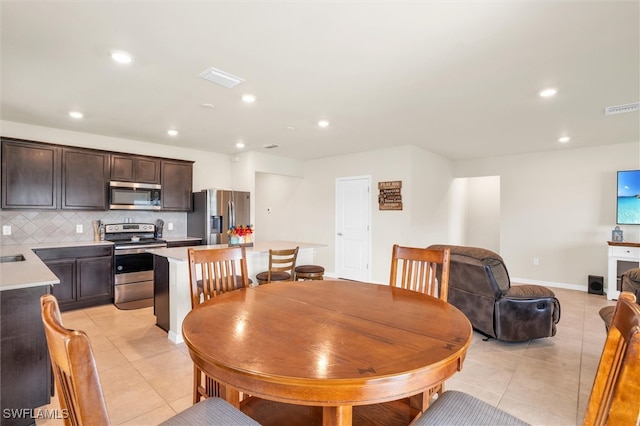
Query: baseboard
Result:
<box><xmin>510</xmin><ymin>277</ymin><xmax>587</xmax><ymax>292</ymax></box>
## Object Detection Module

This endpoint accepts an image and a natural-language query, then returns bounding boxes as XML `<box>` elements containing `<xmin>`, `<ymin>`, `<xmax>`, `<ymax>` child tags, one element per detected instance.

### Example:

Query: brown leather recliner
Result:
<box><xmin>428</xmin><ymin>245</ymin><xmax>561</xmax><ymax>342</ymax></box>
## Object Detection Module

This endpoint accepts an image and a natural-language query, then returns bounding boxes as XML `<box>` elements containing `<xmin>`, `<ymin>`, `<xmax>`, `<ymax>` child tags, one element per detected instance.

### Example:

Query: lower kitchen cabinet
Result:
<box><xmin>0</xmin><ymin>285</ymin><xmax>52</xmax><ymax>426</ymax></box>
<box><xmin>35</xmin><ymin>245</ymin><xmax>114</xmax><ymax>311</ymax></box>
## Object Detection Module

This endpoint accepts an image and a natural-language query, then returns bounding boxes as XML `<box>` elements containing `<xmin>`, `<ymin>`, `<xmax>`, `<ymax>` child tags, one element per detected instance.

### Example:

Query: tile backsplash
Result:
<box><xmin>0</xmin><ymin>210</ymin><xmax>187</xmax><ymax>245</ymax></box>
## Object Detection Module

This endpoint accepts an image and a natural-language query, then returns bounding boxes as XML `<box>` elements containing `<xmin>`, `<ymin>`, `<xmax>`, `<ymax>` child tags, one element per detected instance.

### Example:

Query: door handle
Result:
<box><xmin>337</xmin><ymin>232</ymin><xmax>343</xmax><ymax>236</ymax></box>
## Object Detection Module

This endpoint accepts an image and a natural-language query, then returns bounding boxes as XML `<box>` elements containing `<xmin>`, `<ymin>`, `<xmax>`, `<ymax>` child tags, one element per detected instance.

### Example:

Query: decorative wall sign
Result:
<box><xmin>378</xmin><ymin>181</ymin><xmax>403</xmax><ymax>210</ymax></box>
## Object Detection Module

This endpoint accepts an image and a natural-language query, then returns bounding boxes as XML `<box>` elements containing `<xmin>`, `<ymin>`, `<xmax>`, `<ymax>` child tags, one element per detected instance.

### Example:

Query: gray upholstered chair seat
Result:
<box><xmin>160</xmin><ymin>397</ymin><xmax>260</xmax><ymax>425</ymax></box>
<box><xmin>413</xmin><ymin>391</ymin><xmax>530</xmax><ymax>426</ymax></box>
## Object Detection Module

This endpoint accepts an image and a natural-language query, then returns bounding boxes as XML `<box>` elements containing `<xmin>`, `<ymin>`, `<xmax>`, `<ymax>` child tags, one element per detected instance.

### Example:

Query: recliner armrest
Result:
<box><xmin>503</xmin><ymin>284</ymin><xmax>556</xmax><ymax>299</ymax></box>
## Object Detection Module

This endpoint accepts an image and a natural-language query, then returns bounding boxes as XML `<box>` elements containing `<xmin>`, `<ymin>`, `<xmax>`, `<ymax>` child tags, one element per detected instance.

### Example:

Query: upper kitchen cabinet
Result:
<box><xmin>161</xmin><ymin>160</ymin><xmax>193</xmax><ymax>211</ymax></box>
<box><xmin>1</xmin><ymin>138</ymin><xmax>60</xmax><ymax>209</ymax></box>
<box><xmin>111</xmin><ymin>154</ymin><xmax>160</xmax><ymax>184</ymax></box>
<box><xmin>61</xmin><ymin>148</ymin><xmax>109</xmax><ymax>210</ymax></box>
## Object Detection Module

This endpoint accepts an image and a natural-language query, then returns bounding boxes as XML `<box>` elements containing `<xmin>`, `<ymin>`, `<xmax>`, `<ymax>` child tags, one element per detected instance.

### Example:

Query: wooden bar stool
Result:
<box><xmin>256</xmin><ymin>247</ymin><xmax>299</xmax><ymax>284</ymax></box>
<box><xmin>295</xmin><ymin>265</ymin><xmax>325</xmax><ymax>281</ymax></box>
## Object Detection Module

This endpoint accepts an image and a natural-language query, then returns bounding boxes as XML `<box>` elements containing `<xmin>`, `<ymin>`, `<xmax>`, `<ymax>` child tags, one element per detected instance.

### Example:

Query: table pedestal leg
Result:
<box><xmin>323</xmin><ymin>405</ymin><xmax>352</xmax><ymax>426</ymax></box>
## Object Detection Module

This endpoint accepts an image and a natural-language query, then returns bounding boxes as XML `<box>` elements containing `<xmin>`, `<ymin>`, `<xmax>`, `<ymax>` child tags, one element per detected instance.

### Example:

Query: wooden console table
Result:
<box><xmin>607</xmin><ymin>241</ymin><xmax>640</xmax><ymax>300</ymax></box>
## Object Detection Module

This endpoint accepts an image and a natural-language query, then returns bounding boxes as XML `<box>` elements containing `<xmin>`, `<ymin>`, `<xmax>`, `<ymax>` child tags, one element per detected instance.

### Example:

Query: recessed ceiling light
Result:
<box><xmin>110</xmin><ymin>50</ymin><xmax>134</xmax><ymax>64</ymax></box>
<box><xmin>539</xmin><ymin>88</ymin><xmax>557</xmax><ymax>98</ymax></box>
<box><xmin>167</xmin><ymin>129</ymin><xmax>178</xmax><ymax>136</ymax></box>
<box><xmin>242</xmin><ymin>94</ymin><xmax>256</xmax><ymax>103</ymax></box>
<box><xmin>318</xmin><ymin>120</ymin><xmax>330</xmax><ymax>128</ymax></box>
<box><xmin>236</xmin><ymin>142</ymin><xmax>245</xmax><ymax>148</ymax></box>
<box><xmin>558</xmin><ymin>136</ymin><xmax>570</xmax><ymax>143</ymax></box>
<box><xmin>69</xmin><ymin>111</ymin><xmax>83</xmax><ymax>119</ymax></box>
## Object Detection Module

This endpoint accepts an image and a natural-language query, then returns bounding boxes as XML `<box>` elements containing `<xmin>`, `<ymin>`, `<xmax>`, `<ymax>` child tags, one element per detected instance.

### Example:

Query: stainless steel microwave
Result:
<box><xmin>109</xmin><ymin>181</ymin><xmax>161</xmax><ymax>210</ymax></box>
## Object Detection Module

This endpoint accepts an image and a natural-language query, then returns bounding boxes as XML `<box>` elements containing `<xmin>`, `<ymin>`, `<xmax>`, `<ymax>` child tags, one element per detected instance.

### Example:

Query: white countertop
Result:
<box><xmin>0</xmin><ymin>241</ymin><xmax>113</xmax><ymax>292</ymax></box>
<box><xmin>147</xmin><ymin>240</ymin><xmax>326</xmax><ymax>262</ymax></box>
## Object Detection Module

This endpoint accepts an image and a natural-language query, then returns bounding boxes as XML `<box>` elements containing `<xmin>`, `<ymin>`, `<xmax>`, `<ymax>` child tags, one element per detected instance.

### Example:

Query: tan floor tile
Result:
<box><xmin>497</xmin><ymin>396</ymin><xmax>574</xmax><ymax>426</ymax></box>
<box><xmin>99</xmin><ymin>361</ymin><xmax>147</xmax><ymax>396</ymax></box>
<box><xmin>119</xmin><ymin>404</ymin><xmax>177</xmax><ymax>425</ymax></box>
<box><xmin>147</xmin><ymin>368</ymin><xmax>193</xmax><ymax>403</ymax></box>
<box><xmin>105</xmin><ymin>381</ymin><xmax>166</xmax><ymax>425</ymax></box>
<box><xmin>131</xmin><ymin>347</ymin><xmax>193</xmax><ymax>381</ymax></box>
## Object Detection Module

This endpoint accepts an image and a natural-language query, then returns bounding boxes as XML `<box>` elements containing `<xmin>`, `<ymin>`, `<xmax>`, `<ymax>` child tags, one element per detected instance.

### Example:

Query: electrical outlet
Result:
<box><xmin>533</xmin><ymin>257</ymin><xmax>540</xmax><ymax>266</ymax></box>
<box><xmin>168</xmin><ymin>223</ymin><xmax>174</xmax><ymax>231</ymax></box>
<box><xmin>76</xmin><ymin>224</ymin><xmax>83</xmax><ymax>233</ymax></box>
<box><xmin>2</xmin><ymin>225</ymin><xmax>11</xmax><ymax>236</ymax></box>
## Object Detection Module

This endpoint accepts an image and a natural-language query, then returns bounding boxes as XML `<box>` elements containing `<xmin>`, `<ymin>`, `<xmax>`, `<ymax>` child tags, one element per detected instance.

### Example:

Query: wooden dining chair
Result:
<box><xmin>40</xmin><ymin>294</ymin><xmax>259</xmax><ymax>426</ymax></box>
<box><xmin>256</xmin><ymin>246</ymin><xmax>299</xmax><ymax>284</ymax></box>
<box><xmin>188</xmin><ymin>246</ymin><xmax>250</xmax><ymax>403</ymax></box>
<box><xmin>389</xmin><ymin>244</ymin><xmax>451</xmax><ymax>406</ymax></box>
<box><xmin>389</xmin><ymin>244</ymin><xmax>451</xmax><ymax>301</ymax></box>
<box><xmin>583</xmin><ymin>291</ymin><xmax>640</xmax><ymax>425</ymax></box>
<box><xmin>411</xmin><ymin>292</ymin><xmax>640</xmax><ymax>426</ymax></box>
<box><xmin>188</xmin><ymin>246</ymin><xmax>250</xmax><ymax>309</ymax></box>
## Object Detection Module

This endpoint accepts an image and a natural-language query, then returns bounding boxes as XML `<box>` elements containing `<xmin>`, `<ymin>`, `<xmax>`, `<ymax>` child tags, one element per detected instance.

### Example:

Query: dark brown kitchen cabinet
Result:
<box><xmin>61</xmin><ymin>147</ymin><xmax>109</xmax><ymax>210</ymax></box>
<box><xmin>35</xmin><ymin>245</ymin><xmax>114</xmax><ymax>311</ymax></box>
<box><xmin>1</xmin><ymin>138</ymin><xmax>60</xmax><ymax>209</ymax></box>
<box><xmin>161</xmin><ymin>160</ymin><xmax>193</xmax><ymax>211</ymax></box>
<box><xmin>0</xmin><ymin>285</ymin><xmax>52</xmax><ymax>426</ymax></box>
<box><xmin>111</xmin><ymin>154</ymin><xmax>160</xmax><ymax>184</ymax></box>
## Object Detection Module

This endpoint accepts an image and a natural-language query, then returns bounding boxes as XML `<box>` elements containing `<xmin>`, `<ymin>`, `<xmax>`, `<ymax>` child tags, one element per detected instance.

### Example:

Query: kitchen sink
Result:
<box><xmin>0</xmin><ymin>254</ymin><xmax>26</xmax><ymax>263</ymax></box>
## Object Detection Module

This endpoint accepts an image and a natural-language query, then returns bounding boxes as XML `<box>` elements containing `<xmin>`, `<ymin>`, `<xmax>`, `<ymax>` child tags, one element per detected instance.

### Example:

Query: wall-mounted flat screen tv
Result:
<box><xmin>617</xmin><ymin>170</ymin><xmax>640</xmax><ymax>225</ymax></box>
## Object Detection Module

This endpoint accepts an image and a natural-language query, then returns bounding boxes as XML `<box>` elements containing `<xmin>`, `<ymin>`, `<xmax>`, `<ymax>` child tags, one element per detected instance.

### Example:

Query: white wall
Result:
<box><xmin>455</xmin><ymin>142</ymin><xmax>640</xmax><ymax>290</ymax></box>
<box><xmin>464</xmin><ymin>175</ymin><xmax>500</xmax><ymax>252</ymax></box>
<box><xmin>286</xmin><ymin>145</ymin><xmax>454</xmax><ymax>283</ymax></box>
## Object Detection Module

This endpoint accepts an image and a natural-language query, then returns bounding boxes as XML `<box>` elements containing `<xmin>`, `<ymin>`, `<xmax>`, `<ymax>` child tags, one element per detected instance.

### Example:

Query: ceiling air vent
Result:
<box><xmin>198</xmin><ymin>67</ymin><xmax>245</xmax><ymax>88</ymax></box>
<box><xmin>604</xmin><ymin>102</ymin><xmax>640</xmax><ymax>116</ymax></box>
<box><xmin>263</xmin><ymin>144</ymin><xmax>279</xmax><ymax>149</ymax></box>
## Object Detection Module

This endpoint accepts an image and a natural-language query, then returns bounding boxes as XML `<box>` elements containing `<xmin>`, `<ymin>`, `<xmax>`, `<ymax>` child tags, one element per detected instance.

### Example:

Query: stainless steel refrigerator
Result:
<box><xmin>187</xmin><ymin>189</ymin><xmax>251</xmax><ymax>245</ymax></box>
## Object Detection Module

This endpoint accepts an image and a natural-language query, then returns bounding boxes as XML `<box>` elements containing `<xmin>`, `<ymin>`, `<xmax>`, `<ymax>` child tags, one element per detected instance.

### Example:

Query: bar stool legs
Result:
<box><xmin>295</xmin><ymin>265</ymin><xmax>325</xmax><ymax>281</ymax></box>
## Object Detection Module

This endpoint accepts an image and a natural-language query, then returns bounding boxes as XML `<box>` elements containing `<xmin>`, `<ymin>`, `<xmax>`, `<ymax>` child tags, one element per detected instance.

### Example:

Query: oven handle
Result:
<box><xmin>115</xmin><ymin>244</ymin><xmax>167</xmax><ymax>255</ymax></box>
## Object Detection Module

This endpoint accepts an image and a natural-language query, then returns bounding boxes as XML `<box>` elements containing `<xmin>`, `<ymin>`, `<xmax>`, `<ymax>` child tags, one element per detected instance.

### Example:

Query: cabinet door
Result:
<box><xmin>62</xmin><ymin>148</ymin><xmax>109</xmax><ymax>210</ymax></box>
<box><xmin>161</xmin><ymin>160</ymin><xmax>193</xmax><ymax>211</ymax></box>
<box><xmin>77</xmin><ymin>255</ymin><xmax>113</xmax><ymax>301</ymax></box>
<box><xmin>1</xmin><ymin>138</ymin><xmax>60</xmax><ymax>209</ymax></box>
<box><xmin>111</xmin><ymin>155</ymin><xmax>135</xmax><ymax>181</ymax></box>
<box><xmin>45</xmin><ymin>259</ymin><xmax>76</xmax><ymax>308</ymax></box>
<box><xmin>111</xmin><ymin>155</ymin><xmax>160</xmax><ymax>184</ymax></box>
<box><xmin>135</xmin><ymin>157</ymin><xmax>161</xmax><ymax>183</ymax></box>
<box><xmin>0</xmin><ymin>286</ymin><xmax>52</xmax><ymax>425</ymax></box>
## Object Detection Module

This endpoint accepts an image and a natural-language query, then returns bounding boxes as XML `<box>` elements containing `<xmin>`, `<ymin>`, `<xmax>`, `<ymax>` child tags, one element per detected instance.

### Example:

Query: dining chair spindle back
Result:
<box><xmin>389</xmin><ymin>245</ymin><xmax>451</xmax><ymax>301</ymax></box>
<box><xmin>188</xmin><ymin>246</ymin><xmax>250</xmax><ymax>308</ymax></box>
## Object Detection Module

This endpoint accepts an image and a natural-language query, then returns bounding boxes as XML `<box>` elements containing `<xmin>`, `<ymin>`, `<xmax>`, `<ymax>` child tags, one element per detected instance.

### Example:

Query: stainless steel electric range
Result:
<box><xmin>104</xmin><ymin>223</ymin><xmax>167</xmax><ymax>310</ymax></box>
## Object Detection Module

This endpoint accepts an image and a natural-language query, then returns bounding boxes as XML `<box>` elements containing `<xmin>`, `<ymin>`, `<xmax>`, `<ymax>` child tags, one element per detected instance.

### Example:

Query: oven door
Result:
<box><xmin>114</xmin><ymin>245</ymin><xmax>165</xmax><ymax>308</ymax></box>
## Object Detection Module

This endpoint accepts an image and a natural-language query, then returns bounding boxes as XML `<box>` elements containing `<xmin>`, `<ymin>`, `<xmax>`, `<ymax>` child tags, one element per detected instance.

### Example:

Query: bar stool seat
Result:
<box><xmin>295</xmin><ymin>265</ymin><xmax>325</xmax><ymax>280</ymax></box>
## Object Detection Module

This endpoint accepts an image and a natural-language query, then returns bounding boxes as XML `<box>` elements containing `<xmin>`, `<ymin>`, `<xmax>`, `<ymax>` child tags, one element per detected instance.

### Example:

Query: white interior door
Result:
<box><xmin>335</xmin><ymin>176</ymin><xmax>371</xmax><ymax>281</ymax></box>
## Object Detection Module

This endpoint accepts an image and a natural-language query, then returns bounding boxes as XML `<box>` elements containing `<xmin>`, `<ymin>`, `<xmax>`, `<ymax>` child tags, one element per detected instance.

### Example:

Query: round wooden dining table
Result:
<box><xmin>181</xmin><ymin>280</ymin><xmax>473</xmax><ymax>426</ymax></box>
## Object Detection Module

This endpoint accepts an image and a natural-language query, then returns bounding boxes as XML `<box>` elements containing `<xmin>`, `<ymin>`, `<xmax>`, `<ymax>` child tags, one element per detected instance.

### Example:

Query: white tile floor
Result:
<box><xmin>37</xmin><ymin>286</ymin><xmax>614</xmax><ymax>425</ymax></box>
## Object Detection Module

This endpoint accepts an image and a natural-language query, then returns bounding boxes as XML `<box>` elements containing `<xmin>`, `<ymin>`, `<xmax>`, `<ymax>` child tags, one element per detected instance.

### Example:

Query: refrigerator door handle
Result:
<box><xmin>228</xmin><ymin>200</ymin><xmax>236</xmax><ymax>228</ymax></box>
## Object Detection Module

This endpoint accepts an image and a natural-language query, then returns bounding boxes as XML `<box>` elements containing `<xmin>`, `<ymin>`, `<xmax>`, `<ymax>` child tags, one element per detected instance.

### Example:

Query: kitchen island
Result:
<box><xmin>147</xmin><ymin>240</ymin><xmax>326</xmax><ymax>343</ymax></box>
<box><xmin>0</xmin><ymin>245</ymin><xmax>60</xmax><ymax>426</ymax></box>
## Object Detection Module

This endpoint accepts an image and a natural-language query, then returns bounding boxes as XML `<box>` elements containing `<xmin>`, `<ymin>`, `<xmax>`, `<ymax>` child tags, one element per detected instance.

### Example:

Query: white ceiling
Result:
<box><xmin>1</xmin><ymin>1</ymin><xmax>638</xmax><ymax>161</ymax></box>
